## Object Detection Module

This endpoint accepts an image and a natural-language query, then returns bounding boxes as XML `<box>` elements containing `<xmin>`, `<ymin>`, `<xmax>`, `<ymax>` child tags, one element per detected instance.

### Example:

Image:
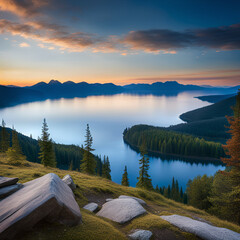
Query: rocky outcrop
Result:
<box><xmin>83</xmin><ymin>203</ymin><xmax>98</xmax><ymax>212</ymax></box>
<box><xmin>62</xmin><ymin>174</ymin><xmax>76</xmax><ymax>190</ymax></box>
<box><xmin>0</xmin><ymin>184</ymin><xmax>22</xmax><ymax>199</ymax></box>
<box><xmin>160</xmin><ymin>215</ymin><xmax>240</xmax><ymax>240</ymax></box>
<box><xmin>96</xmin><ymin>198</ymin><xmax>146</xmax><ymax>224</ymax></box>
<box><xmin>118</xmin><ymin>195</ymin><xmax>146</xmax><ymax>205</ymax></box>
<box><xmin>0</xmin><ymin>177</ymin><xmax>18</xmax><ymax>188</ymax></box>
<box><xmin>0</xmin><ymin>173</ymin><xmax>82</xmax><ymax>240</ymax></box>
<box><xmin>129</xmin><ymin>229</ymin><xmax>152</xmax><ymax>240</ymax></box>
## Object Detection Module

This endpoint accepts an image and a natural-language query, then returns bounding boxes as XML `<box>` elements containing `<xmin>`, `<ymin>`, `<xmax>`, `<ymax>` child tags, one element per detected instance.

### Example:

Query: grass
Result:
<box><xmin>1</xmin><ymin>154</ymin><xmax>240</xmax><ymax>240</ymax></box>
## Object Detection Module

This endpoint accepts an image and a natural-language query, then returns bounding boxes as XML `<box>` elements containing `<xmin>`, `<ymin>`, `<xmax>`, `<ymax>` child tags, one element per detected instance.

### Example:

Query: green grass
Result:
<box><xmin>1</xmin><ymin>154</ymin><xmax>240</xmax><ymax>240</ymax></box>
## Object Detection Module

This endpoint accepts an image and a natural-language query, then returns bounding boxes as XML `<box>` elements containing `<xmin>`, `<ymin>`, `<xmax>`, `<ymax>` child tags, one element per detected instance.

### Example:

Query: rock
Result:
<box><xmin>160</xmin><ymin>215</ymin><xmax>240</xmax><ymax>240</ymax></box>
<box><xmin>106</xmin><ymin>198</ymin><xmax>113</xmax><ymax>202</ymax></box>
<box><xmin>118</xmin><ymin>195</ymin><xmax>146</xmax><ymax>205</ymax></box>
<box><xmin>129</xmin><ymin>229</ymin><xmax>152</xmax><ymax>240</ymax></box>
<box><xmin>83</xmin><ymin>203</ymin><xmax>98</xmax><ymax>212</ymax></box>
<box><xmin>62</xmin><ymin>174</ymin><xmax>76</xmax><ymax>190</ymax></box>
<box><xmin>96</xmin><ymin>198</ymin><xmax>146</xmax><ymax>224</ymax></box>
<box><xmin>0</xmin><ymin>184</ymin><xmax>22</xmax><ymax>199</ymax></box>
<box><xmin>0</xmin><ymin>177</ymin><xmax>18</xmax><ymax>188</ymax></box>
<box><xmin>0</xmin><ymin>173</ymin><xmax>82</xmax><ymax>240</ymax></box>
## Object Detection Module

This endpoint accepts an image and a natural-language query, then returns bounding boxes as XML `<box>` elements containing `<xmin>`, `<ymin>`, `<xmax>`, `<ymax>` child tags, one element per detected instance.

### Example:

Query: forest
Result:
<box><xmin>123</xmin><ymin>125</ymin><xmax>225</xmax><ymax>159</ymax></box>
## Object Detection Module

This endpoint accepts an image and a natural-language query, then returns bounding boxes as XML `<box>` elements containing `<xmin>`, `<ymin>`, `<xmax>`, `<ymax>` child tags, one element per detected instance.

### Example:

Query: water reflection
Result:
<box><xmin>0</xmin><ymin>92</ymin><xmax>225</xmax><ymax>190</ymax></box>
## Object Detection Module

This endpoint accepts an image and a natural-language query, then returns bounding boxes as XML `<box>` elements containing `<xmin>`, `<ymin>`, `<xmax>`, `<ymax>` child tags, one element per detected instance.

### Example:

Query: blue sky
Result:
<box><xmin>0</xmin><ymin>0</ymin><xmax>239</xmax><ymax>86</ymax></box>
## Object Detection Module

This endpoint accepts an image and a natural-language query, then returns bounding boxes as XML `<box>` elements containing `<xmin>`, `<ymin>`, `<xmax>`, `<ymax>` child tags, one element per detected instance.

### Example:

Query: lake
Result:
<box><xmin>0</xmin><ymin>92</ymin><xmax>225</xmax><ymax>190</ymax></box>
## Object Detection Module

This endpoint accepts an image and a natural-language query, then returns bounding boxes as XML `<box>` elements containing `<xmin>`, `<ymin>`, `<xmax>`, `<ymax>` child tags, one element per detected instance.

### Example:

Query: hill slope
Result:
<box><xmin>180</xmin><ymin>96</ymin><xmax>236</xmax><ymax>123</ymax></box>
<box><xmin>0</xmin><ymin>156</ymin><xmax>239</xmax><ymax>240</ymax></box>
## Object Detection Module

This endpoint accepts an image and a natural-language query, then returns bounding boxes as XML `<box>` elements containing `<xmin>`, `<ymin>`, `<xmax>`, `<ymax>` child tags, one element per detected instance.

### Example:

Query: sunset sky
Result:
<box><xmin>0</xmin><ymin>0</ymin><xmax>240</xmax><ymax>86</ymax></box>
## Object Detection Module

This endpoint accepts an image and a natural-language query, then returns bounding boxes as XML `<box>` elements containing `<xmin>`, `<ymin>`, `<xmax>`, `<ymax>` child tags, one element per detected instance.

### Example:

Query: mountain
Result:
<box><xmin>0</xmin><ymin>85</ymin><xmax>43</xmax><ymax>108</ymax></box>
<box><xmin>27</xmin><ymin>80</ymin><xmax>124</xmax><ymax>98</ymax></box>
<box><xmin>1</xmin><ymin>80</ymin><xmax>239</xmax><ymax>109</ymax></box>
<box><xmin>123</xmin><ymin>81</ymin><xmax>204</xmax><ymax>93</ymax></box>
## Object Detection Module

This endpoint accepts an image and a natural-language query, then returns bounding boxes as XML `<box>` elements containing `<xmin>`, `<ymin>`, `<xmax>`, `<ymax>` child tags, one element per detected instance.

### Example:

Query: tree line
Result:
<box><xmin>123</xmin><ymin>125</ymin><xmax>225</xmax><ymax>159</ymax></box>
<box><xmin>186</xmin><ymin>91</ymin><xmax>240</xmax><ymax>224</ymax></box>
<box><xmin>0</xmin><ymin>120</ymin><xmax>111</xmax><ymax>179</ymax></box>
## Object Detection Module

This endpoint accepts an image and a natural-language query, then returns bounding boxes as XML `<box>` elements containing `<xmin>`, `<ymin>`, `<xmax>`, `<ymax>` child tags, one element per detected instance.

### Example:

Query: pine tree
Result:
<box><xmin>12</xmin><ymin>127</ymin><xmax>22</xmax><ymax>154</ymax></box>
<box><xmin>136</xmin><ymin>143</ymin><xmax>153</xmax><ymax>190</ymax></box>
<box><xmin>212</xmin><ymin>90</ymin><xmax>240</xmax><ymax>224</ymax></box>
<box><xmin>102</xmin><ymin>156</ymin><xmax>111</xmax><ymax>180</ymax></box>
<box><xmin>69</xmin><ymin>160</ymin><xmax>73</xmax><ymax>170</ymax></box>
<box><xmin>38</xmin><ymin>118</ymin><xmax>56</xmax><ymax>167</ymax></box>
<box><xmin>121</xmin><ymin>165</ymin><xmax>129</xmax><ymax>186</ymax></box>
<box><xmin>7</xmin><ymin>127</ymin><xmax>26</xmax><ymax>165</ymax></box>
<box><xmin>80</xmin><ymin>124</ymin><xmax>96</xmax><ymax>174</ymax></box>
<box><xmin>0</xmin><ymin>120</ymin><xmax>10</xmax><ymax>152</ymax></box>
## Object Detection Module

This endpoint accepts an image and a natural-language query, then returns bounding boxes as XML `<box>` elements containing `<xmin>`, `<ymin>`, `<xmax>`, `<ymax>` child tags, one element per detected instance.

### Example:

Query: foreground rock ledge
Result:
<box><xmin>160</xmin><ymin>215</ymin><xmax>240</xmax><ymax>240</ymax></box>
<box><xmin>0</xmin><ymin>173</ymin><xmax>82</xmax><ymax>240</ymax></box>
<box><xmin>97</xmin><ymin>198</ymin><xmax>146</xmax><ymax>224</ymax></box>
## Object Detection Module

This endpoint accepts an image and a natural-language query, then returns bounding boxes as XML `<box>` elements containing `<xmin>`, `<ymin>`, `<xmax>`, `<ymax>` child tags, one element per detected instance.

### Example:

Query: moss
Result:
<box><xmin>20</xmin><ymin>211</ymin><xmax>126</xmax><ymax>240</ymax></box>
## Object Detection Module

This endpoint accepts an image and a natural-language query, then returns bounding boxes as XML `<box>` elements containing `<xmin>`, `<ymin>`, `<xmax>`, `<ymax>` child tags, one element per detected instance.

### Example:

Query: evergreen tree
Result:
<box><xmin>0</xmin><ymin>120</ymin><xmax>10</xmax><ymax>152</ymax></box>
<box><xmin>12</xmin><ymin>127</ymin><xmax>22</xmax><ymax>154</ymax></box>
<box><xmin>69</xmin><ymin>160</ymin><xmax>73</xmax><ymax>170</ymax></box>
<box><xmin>38</xmin><ymin>118</ymin><xmax>56</xmax><ymax>167</ymax></box>
<box><xmin>80</xmin><ymin>124</ymin><xmax>96</xmax><ymax>174</ymax></box>
<box><xmin>210</xmin><ymin>91</ymin><xmax>240</xmax><ymax>224</ymax></box>
<box><xmin>136</xmin><ymin>143</ymin><xmax>153</xmax><ymax>190</ymax></box>
<box><xmin>102</xmin><ymin>156</ymin><xmax>111</xmax><ymax>180</ymax></box>
<box><xmin>7</xmin><ymin>127</ymin><xmax>26</xmax><ymax>165</ymax></box>
<box><xmin>121</xmin><ymin>165</ymin><xmax>129</xmax><ymax>186</ymax></box>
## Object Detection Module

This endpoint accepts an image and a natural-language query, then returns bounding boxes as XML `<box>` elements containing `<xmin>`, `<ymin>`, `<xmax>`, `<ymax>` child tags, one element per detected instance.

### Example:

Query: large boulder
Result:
<box><xmin>0</xmin><ymin>177</ymin><xmax>18</xmax><ymax>188</ymax></box>
<box><xmin>0</xmin><ymin>184</ymin><xmax>22</xmax><ymax>199</ymax></box>
<box><xmin>62</xmin><ymin>174</ymin><xmax>76</xmax><ymax>190</ymax></box>
<box><xmin>118</xmin><ymin>195</ymin><xmax>146</xmax><ymax>205</ymax></box>
<box><xmin>0</xmin><ymin>173</ymin><xmax>82</xmax><ymax>240</ymax></box>
<box><xmin>96</xmin><ymin>198</ymin><xmax>146</xmax><ymax>224</ymax></box>
<box><xmin>129</xmin><ymin>229</ymin><xmax>152</xmax><ymax>240</ymax></box>
<box><xmin>160</xmin><ymin>215</ymin><xmax>240</xmax><ymax>240</ymax></box>
<box><xmin>83</xmin><ymin>203</ymin><xmax>98</xmax><ymax>212</ymax></box>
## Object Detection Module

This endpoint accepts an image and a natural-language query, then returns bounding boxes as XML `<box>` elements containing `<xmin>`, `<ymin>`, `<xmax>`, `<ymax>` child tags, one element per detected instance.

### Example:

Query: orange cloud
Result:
<box><xmin>0</xmin><ymin>0</ymin><xmax>48</xmax><ymax>17</ymax></box>
<box><xmin>19</xmin><ymin>42</ymin><xmax>30</xmax><ymax>47</ymax></box>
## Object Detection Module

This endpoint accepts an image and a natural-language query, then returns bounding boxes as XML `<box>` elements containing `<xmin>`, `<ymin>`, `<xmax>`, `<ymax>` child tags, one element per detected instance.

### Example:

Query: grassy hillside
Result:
<box><xmin>1</xmin><ymin>155</ymin><xmax>239</xmax><ymax>240</ymax></box>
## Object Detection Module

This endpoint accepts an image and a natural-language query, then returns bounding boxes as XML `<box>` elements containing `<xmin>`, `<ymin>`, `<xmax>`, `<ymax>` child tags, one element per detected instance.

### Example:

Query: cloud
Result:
<box><xmin>0</xmin><ymin>19</ymin><xmax>104</xmax><ymax>52</ymax></box>
<box><xmin>19</xmin><ymin>42</ymin><xmax>30</xmax><ymax>47</ymax></box>
<box><xmin>0</xmin><ymin>17</ymin><xmax>239</xmax><ymax>54</ymax></box>
<box><xmin>0</xmin><ymin>0</ymin><xmax>48</xmax><ymax>17</ymax></box>
<box><xmin>123</xmin><ymin>24</ymin><xmax>240</xmax><ymax>52</ymax></box>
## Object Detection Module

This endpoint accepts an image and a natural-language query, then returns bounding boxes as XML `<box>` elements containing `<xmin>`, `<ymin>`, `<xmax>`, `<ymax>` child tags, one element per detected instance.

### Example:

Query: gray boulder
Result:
<box><xmin>129</xmin><ymin>229</ymin><xmax>152</xmax><ymax>240</ymax></box>
<box><xmin>0</xmin><ymin>173</ymin><xmax>82</xmax><ymax>240</ymax></box>
<box><xmin>83</xmin><ymin>203</ymin><xmax>98</xmax><ymax>212</ymax></box>
<box><xmin>118</xmin><ymin>195</ymin><xmax>146</xmax><ymax>205</ymax></box>
<box><xmin>62</xmin><ymin>174</ymin><xmax>76</xmax><ymax>190</ymax></box>
<box><xmin>160</xmin><ymin>215</ymin><xmax>240</xmax><ymax>240</ymax></box>
<box><xmin>0</xmin><ymin>177</ymin><xmax>18</xmax><ymax>188</ymax></box>
<box><xmin>97</xmin><ymin>198</ymin><xmax>146</xmax><ymax>224</ymax></box>
<box><xmin>106</xmin><ymin>198</ymin><xmax>113</xmax><ymax>202</ymax></box>
<box><xmin>0</xmin><ymin>184</ymin><xmax>22</xmax><ymax>199</ymax></box>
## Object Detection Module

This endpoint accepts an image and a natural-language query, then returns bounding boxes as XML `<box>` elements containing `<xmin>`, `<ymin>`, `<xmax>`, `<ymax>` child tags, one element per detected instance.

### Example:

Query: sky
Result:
<box><xmin>0</xmin><ymin>0</ymin><xmax>240</xmax><ymax>86</ymax></box>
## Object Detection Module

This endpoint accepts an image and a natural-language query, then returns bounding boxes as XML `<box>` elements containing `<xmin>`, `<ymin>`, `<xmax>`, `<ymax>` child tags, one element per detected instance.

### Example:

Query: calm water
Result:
<box><xmin>0</xmin><ymin>92</ymin><xmax>225</xmax><ymax>190</ymax></box>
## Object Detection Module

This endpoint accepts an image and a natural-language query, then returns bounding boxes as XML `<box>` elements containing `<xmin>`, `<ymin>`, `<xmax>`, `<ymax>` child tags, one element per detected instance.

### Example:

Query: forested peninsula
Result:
<box><xmin>123</xmin><ymin>94</ymin><xmax>237</xmax><ymax>160</ymax></box>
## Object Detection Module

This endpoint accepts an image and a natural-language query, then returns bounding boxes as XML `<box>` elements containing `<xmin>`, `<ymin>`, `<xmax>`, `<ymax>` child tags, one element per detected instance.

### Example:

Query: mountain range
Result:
<box><xmin>0</xmin><ymin>80</ymin><xmax>239</xmax><ymax>108</ymax></box>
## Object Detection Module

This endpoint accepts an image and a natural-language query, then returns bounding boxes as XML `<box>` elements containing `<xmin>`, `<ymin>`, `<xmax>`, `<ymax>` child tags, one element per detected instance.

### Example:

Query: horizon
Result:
<box><xmin>0</xmin><ymin>1</ymin><xmax>240</xmax><ymax>87</ymax></box>
<box><xmin>2</xmin><ymin>79</ymin><xmax>240</xmax><ymax>88</ymax></box>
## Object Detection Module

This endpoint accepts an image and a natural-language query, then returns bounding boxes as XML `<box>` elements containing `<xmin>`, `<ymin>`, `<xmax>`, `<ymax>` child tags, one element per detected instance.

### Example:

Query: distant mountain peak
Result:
<box><xmin>48</xmin><ymin>80</ymin><xmax>61</xmax><ymax>85</ymax></box>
